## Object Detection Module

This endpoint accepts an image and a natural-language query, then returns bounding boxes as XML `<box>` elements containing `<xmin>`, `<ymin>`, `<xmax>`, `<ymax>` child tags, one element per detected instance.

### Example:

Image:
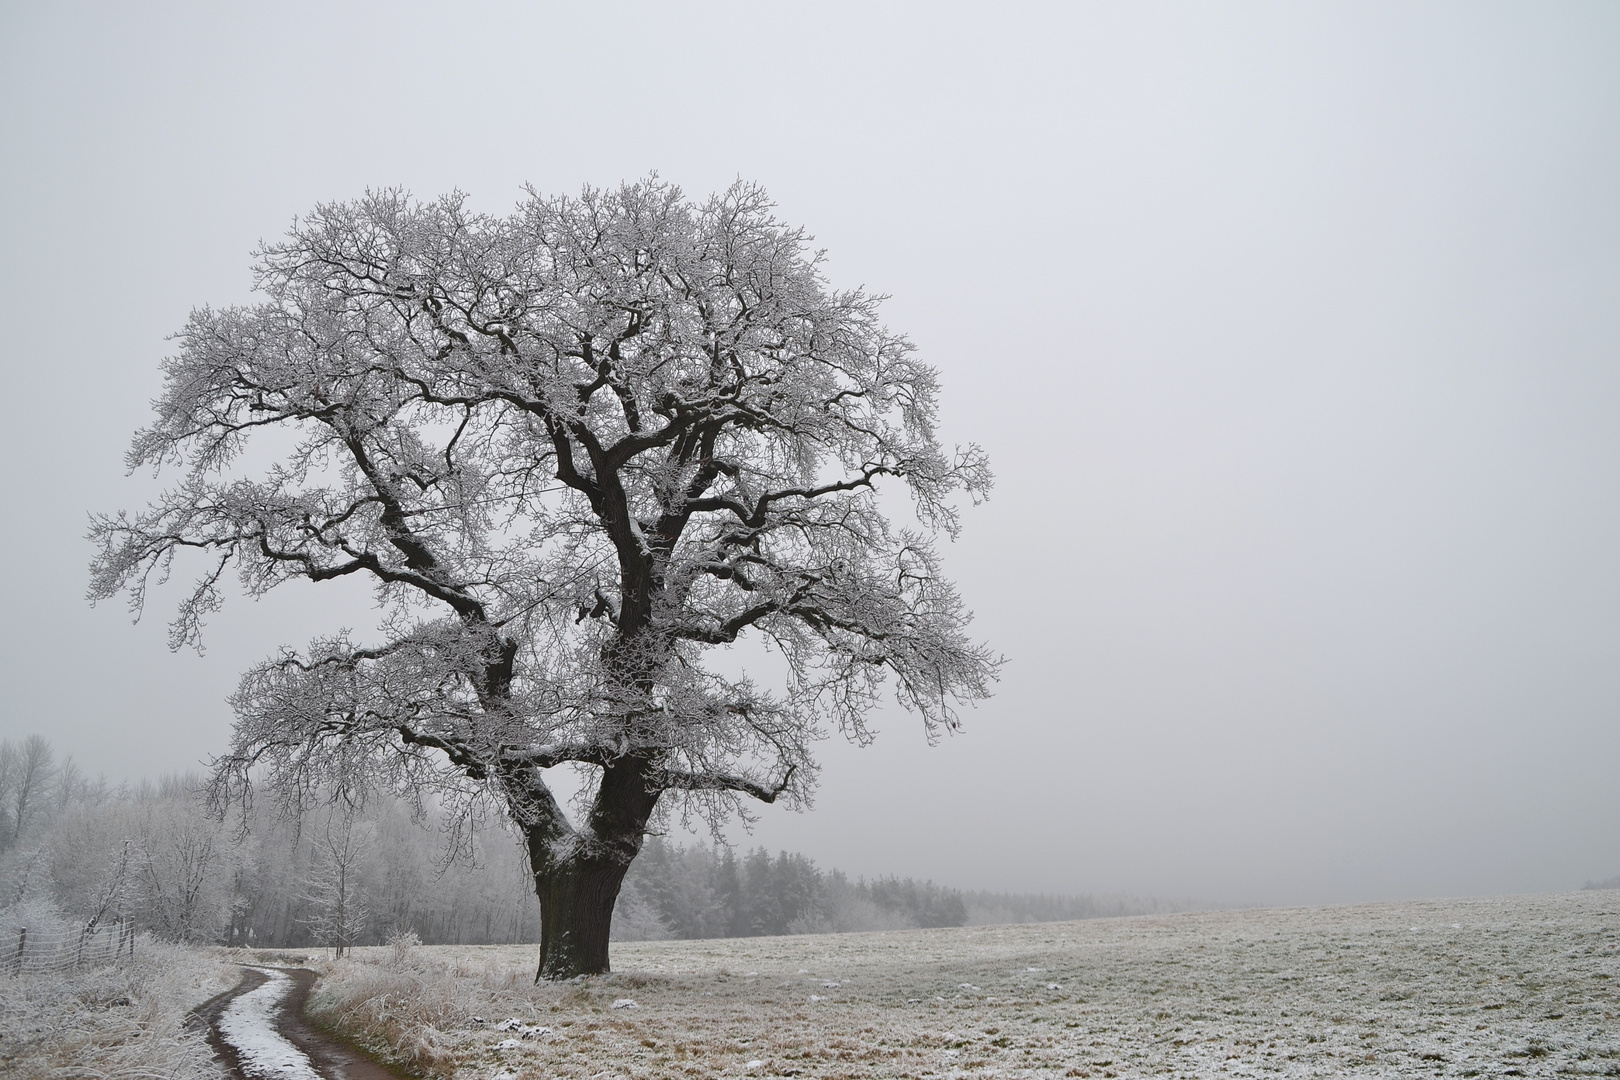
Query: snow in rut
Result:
<box><xmin>217</xmin><ymin>968</ymin><xmax>322</xmax><ymax>1080</ymax></box>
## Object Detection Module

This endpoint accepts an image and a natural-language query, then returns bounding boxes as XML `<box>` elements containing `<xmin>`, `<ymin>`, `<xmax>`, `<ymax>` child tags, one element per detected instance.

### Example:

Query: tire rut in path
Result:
<box><xmin>191</xmin><ymin>965</ymin><xmax>408</xmax><ymax>1080</ymax></box>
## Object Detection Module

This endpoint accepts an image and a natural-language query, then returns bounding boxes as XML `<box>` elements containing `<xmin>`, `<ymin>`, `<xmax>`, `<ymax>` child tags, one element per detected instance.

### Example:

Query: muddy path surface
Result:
<box><xmin>191</xmin><ymin>965</ymin><xmax>408</xmax><ymax>1080</ymax></box>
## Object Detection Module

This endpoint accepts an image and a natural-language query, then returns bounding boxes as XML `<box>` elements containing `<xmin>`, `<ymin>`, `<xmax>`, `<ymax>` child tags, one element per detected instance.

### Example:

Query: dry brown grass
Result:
<box><xmin>284</xmin><ymin>891</ymin><xmax>1618</xmax><ymax>1079</ymax></box>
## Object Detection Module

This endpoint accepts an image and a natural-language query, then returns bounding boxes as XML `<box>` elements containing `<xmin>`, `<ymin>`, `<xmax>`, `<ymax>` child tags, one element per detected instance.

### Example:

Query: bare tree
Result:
<box><xmin>136</xmin><ymin>796</ymin><xmax>226</xmax><ymax>943</ymax></box>
<box><xmin>300</xmin><ymin>807</ymin><xmax>371</xmax><ymax>957</ymax></box>
<box><xmin>83</xmin><ymin>838</ymin><xmax>131</xmax><ymax>938</ymax></box>
<box><xmin>89</xmin><ymin>178</ymin><xmax>997</xmax><ymax>977</ymax></box>
<box><xmin>7</xmin><ymin>845</ymin><xmax>45</xmax><ymax>905</ymax></box>
<box><xmin>0</xmin><ymin>736</ymin><xmax>57</xmax><ymax>850</ymax></box>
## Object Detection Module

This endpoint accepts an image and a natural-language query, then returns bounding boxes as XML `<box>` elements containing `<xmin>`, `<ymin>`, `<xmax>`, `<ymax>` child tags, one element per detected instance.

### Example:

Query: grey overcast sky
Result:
<box><xmin>1</xmin><ymin>1</ymin><xmax>1616</xmax><ymax>908</ymax></box>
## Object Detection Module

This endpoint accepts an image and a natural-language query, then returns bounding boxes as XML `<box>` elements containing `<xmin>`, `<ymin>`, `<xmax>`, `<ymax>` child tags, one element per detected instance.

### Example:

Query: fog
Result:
<box><xmin>1</xmin><ymin>2</ymin><xmax>1616</xmax><ymax>908</ymax></box>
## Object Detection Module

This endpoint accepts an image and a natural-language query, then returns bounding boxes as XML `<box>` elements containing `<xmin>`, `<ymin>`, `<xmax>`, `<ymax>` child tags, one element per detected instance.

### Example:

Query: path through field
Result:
<box><xmin>192</xmin><ymin>965</ymin><xmax>404</xmax><ymax>1080</ymax></box>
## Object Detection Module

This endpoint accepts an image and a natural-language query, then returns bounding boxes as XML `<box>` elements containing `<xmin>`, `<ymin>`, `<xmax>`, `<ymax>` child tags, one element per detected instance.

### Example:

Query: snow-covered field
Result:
<box><xmin>299</xmin><ymin>889</ymin><xmax>1618</xmax><ymax>1079</ymax></box>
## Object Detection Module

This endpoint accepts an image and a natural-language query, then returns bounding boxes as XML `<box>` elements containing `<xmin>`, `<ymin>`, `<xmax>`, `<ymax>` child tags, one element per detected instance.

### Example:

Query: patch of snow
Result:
<box><xmin>611</xmin><ymin>998</ymin><xmax>639</xmax><ymax>1009</ymax></box>
<box><xmin>496</xmin><ymin>1039</ymin><xmax>522</xmax><ymax>1051</ymax></box>
<box><xmin>217</xmin><ymin>968</ymin><xmax>321</xmax><ymax>1080</ymax></box>
<box><xmin>494</xmin><ymin>1017</ymin><xmax>549</xmax><ymax>1038</ymax></box>
<box><xmin>744</xmin><ymin>1060</ymin><xmax>765</xmax><ymax>1070</ymax></box>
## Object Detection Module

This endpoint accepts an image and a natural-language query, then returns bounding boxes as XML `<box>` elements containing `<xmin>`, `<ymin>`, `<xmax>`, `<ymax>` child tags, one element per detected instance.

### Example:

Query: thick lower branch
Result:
<box><xmin>651</xmin><ymin>764</ymin><xmax>795</xmax><ymax>803</ymax></box>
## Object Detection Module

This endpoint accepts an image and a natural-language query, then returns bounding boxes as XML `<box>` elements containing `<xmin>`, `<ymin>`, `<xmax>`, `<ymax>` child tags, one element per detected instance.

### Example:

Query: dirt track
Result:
<box><xmin>191</xmin><ymin>966</ymin><xmax>404</xmax><ymax>1080</ymax></box>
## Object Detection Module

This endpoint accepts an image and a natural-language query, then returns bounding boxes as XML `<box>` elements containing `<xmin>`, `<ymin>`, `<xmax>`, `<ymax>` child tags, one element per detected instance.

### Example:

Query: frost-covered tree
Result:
<box><xmin>135</xmin><ymin>793</ymin><xmax>228</xmax><ymax>943</ymax></box>
<box><xmin>89</xmin><ymin>178</ymin><xmax>997</xmax><ymax>977</ymax></box>
<box><xmin>300</xmin><ymin>808</ymin><xmax>371</xmax><ymax>957</ymax></box>
<box><xmin>0</xmin><ymin>736</ymin><xmax>57</xmax><ymax>850</ymax></box>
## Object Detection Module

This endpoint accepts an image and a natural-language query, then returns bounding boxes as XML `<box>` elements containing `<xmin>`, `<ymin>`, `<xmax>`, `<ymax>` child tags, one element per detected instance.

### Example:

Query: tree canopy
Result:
<box><xmin>90</xmin><ymin>177</ymin><xmax>996</xmax><ymax>975</ymax></box>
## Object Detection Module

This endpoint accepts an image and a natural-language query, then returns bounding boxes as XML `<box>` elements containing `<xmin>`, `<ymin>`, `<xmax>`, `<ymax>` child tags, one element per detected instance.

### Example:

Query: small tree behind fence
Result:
<box><xmin>7</xmin><ymin>919</ymin><xmax>134</xmax><ymax>975</ymax></box>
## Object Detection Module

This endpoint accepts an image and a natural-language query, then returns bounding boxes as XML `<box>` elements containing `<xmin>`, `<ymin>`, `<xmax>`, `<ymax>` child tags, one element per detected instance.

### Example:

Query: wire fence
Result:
<box><xmin>6</xmin><ymin>920</ymin><xmax>136</xmax><ymax>975</ymax></box>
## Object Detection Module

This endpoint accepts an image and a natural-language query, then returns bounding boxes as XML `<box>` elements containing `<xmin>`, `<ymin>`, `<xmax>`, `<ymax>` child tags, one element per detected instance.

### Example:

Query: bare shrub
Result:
<box><xmin>387</xmin><ymin>928</ymin><xmax>421</xmax><ymax>971</ymax></box>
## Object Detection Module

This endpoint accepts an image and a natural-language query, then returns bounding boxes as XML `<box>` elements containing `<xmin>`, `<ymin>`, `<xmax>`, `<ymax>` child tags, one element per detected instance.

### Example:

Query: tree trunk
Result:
<box><xmin>521</xmin><ymin>755</ymin><xmax>660</xmax><ymax>980</ymax></box>
<box><xmin>531</xmin><ymin>851</ymin><xmax>630</xmax><ymax>979</ymax></box>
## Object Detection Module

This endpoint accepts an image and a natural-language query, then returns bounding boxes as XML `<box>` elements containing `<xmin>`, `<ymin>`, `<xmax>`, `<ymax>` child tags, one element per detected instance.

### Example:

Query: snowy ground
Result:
<box><xmin>298</xmin><ymin>889</ymin><xmax>1619</xmax><ymax>1079</ymax></box>
<box><xmin>216</xmin><ymin>968</ymin><xmax>324</xmax><ymax>1080</ymax></box>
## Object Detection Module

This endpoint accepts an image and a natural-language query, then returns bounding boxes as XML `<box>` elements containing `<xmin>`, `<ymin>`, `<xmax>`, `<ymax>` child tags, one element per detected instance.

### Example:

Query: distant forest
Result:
<box><xmin>0</xmin><ymin>736</ymin><xmax>1196</xmax><ymax>949</ymax></box>
<box><xmin>612</xmin><ymin>841</ymin><xmax>1199</xmax><ymax>942</ymax></box>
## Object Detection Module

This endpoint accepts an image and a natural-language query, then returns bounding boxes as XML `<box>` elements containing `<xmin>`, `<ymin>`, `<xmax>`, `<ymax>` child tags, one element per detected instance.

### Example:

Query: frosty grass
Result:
<box><xmin>0</xmin><ymin>937</ymin><xmax>236</xmax><ymax>1080</ymax></box>
<box><xmin>294</xmin><ymin>889</ymin><xmax>1617</xmax><ymax>1079</ymax></box>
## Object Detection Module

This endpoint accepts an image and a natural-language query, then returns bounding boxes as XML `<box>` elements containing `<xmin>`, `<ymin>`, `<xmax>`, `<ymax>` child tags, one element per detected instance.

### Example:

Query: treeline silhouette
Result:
<box><xmin>612</xmin><ymin>839</ymin><xmax>1201</xmax><ymax>940</ymax></box>
<box><xmin>613</xmin><ymin>841</ymin><xmax>970</xmax><ymax>939</ymax></box>
<box><xmin>1</xmin><ymin>735</ymin><xmax>1199</xmax><ymax>949</ymax></box>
